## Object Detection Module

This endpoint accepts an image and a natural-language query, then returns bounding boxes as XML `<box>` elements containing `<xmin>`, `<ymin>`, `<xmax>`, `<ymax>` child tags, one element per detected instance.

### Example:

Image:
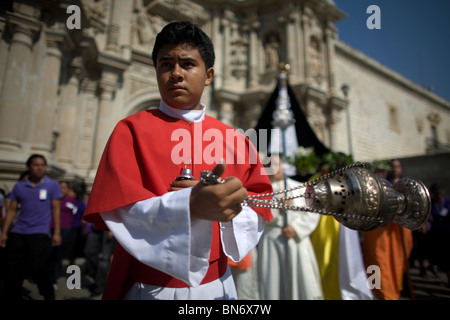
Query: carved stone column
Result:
<box><xmin>301</xmin><ymin>7</ymin><xmax>312</xmax><ymax>85</ymax></box>
<box><xmin>77</xmin><ymin>79</ymin><xmax>100</xmax><ymax>175</ymax></box>
<box><xmin>211</xmin><ymin>11</ymin><xmax>223</xmax><ymax>90</ymax></box>
<box><xmin>106</xmin><ymin>0</ymin><xmax>121</xmax><ymax>53</ymax></box>
<box><xmin>324</xmin><ymin>22</ymin><xmax>338</xmax><ymax>96</ymax></box>
<box><xmin>246</xmin><ymin>16</ymin><xmax>260</xmax><ymax>89</ymax></box>
<box><xmin>92</xmin><ymin>75</ymin><xmax>117</xmax><ymax>168</ymax></box>
<box><xmin>56</xmin><ymin>58</ymin><xmax>84</xmax><ymax>168</ymax></box>
<box><xmin>221</xmin><ymin>17</ymin><xmax>232</xmax><ymax>86</ymax></box>
<box><xmin>326</xmin><ymin>96</ymin><xmax>347</xmax><ymax>150</ymax></box>
<box><xmin>0</xmin><ymin>10</ymin><xmax>41</xmax><ymax>152</ymax></box>
<box><xmin>29</xmin><ymin>30</ymin><xmax>69</xmax><ymax>155</ymax></box>
<box><xmin>285</xmin><ymin>10</ymin><xmax>300</xmax><ymax>83</ymax></box>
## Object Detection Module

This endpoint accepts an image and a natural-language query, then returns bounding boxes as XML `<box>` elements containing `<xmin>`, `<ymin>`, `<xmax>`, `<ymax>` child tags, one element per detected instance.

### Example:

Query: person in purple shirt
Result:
<box><xmin>48</xmin><ymin>181</ymin><xmax>76</xmax><ymax>287</ymax></box>
<box><xmin>0</xmin><ymin>154</ymin><xmax>62</xmax><ymax>300</ymax></box>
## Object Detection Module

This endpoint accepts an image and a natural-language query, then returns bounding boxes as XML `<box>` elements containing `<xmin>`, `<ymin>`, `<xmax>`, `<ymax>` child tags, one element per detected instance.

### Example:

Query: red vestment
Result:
<box><xmin>84</xmin><ymin>109</ymin><xmax>272</xmax><ymax>299</ymax></box>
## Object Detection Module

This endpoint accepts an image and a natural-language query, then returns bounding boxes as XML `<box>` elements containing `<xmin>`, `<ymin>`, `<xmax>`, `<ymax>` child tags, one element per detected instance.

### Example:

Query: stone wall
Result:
<box><xmin>333</xmin><ymin>41</ymin><xmax>450</xmax><ymax>162</ymax></box>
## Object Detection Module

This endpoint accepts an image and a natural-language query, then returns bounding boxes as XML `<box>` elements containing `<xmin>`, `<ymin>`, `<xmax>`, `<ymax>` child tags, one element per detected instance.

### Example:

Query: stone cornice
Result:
<box><xmin>97</xmin><ymin>51</ymin><xmax>130</xmax><ymax>73</ymax></box>
<box><xmin>45</xmin><ymin>29</ymin><xmax>75</xmax><ymax>56</ymax></box>
<box><xmin>147</xmin><ymin>0</ymin><xmax>210</xmax><ymax>25</ymax></box>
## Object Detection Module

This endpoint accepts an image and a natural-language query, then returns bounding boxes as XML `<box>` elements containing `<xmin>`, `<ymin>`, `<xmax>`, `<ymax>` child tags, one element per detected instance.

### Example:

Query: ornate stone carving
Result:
<box><xmin>427</xmin><ymin>112</ymin><xmax>441</xmax><ymax>126</ymax></box>
<box><xmin>308</xmin><ymin>35</ymin><xmax>324</xmax><ymax>85</ymax></box>
<box><xmin>264</xmin><ymin>33</ymin><xmax>280</xmax><ymax>73</ymax></box>
<box><xmin>81</xmin><ymin>0</ymin><xmax>107</xmax><ymax>34</ymax></box>
<box><xmin>230</xmin><ymin>37</ymin><xmax>248</xmax><ymax>79</ymax></box>
<box><xmin>131</xmin><ymin>0</ymin><xmax>163</xmax><ymax>49</ymax></box>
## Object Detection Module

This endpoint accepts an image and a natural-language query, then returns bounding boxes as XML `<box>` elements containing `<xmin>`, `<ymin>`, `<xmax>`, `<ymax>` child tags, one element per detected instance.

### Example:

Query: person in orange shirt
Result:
<box><xmin>362</xmin><ymin>159</ymin><xmax>413</xmax><ymax>300</ymax></box>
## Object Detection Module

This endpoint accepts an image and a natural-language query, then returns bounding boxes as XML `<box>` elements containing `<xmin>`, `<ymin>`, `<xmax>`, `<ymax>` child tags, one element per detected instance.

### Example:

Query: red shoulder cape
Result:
<box><xmin>83</xmin><ymin>109</ymin><xmax>273</xmax><ymax>299</ymax></box>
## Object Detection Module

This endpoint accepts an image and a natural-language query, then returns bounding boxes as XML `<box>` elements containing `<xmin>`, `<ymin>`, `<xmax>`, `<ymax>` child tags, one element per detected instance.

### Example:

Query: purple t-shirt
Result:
<box><xmin>9</xmin><ymin>176</ymin><xmax>62</xmax><ymax>235</ymax></box>
<box><xmin>51</xmin><ymin>195</ymin><xmax>77</xmax><ymax>229</ymax></box>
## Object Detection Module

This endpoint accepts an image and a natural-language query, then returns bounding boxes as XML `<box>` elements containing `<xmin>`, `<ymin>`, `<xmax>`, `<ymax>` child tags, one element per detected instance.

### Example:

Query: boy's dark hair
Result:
<box><xmin>152</xmin><ymin>21</ymin><xmax>215</xmax><ymax>69</ymax></box>
<box><xmin>26</xmin><ymin>154</ymin><xmax>47</xmax><ymax>167</ymax></box>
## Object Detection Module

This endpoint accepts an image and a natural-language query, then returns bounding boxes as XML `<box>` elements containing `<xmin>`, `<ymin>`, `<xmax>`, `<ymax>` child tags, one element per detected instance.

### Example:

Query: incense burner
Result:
<box><xmin>305</xmin><ymin>166</ymin><xmax>431</xmax><ymax>231</ymax></box>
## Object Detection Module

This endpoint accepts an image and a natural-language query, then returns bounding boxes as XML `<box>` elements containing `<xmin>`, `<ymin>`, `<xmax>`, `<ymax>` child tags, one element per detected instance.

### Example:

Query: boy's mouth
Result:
<box><xmin>169</xmin><ymin>85</ymin><xmax>186</xmax><ymax>91</ymax></box>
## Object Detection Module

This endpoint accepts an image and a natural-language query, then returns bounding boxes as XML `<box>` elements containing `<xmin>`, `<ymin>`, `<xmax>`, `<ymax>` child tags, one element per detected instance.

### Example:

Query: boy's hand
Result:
<box><xmin>189</xmin><ymin>163</ymin><xmax>247</xmax><ymax>222</ymax></box>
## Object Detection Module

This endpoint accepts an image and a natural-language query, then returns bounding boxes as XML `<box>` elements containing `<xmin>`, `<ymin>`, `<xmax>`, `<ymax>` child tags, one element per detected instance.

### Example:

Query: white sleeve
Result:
<box><xmin>100</xmin><ymin>187</ymin><xmax>212</xmax><ymax>287</ymax></box>
<box><xmin>219</xmin><ymin>206</ymin><xmax>266</xmax><ymax>262</ymax></box>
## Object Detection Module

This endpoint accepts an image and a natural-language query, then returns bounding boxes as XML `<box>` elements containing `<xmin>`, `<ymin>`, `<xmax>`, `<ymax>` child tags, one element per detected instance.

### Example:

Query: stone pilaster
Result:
<box><xmin>55</xmin><ymin>58</ymin><xmax>84</xmax><ymax>168</ymax></box>
<box><xmin>105</xmin><ymin>0</ymin><xmax>121</xmax><ymax>53</ymax></box>
<box><xmin>284</xmin><ymin>9</ymin><xmax>300</xmax><ymax>84</ymax></box>
<box><xmin>324</xmin><ymin>22</ymin><xmax>338</xmax><ymax>97</ymax></box>
<box><xmin>326</xmin><ymin>96</ymin><xmax>346</xmax><ymax>150</ymax></box>
<box><xmin>221</xmin><ymin>17</ymin><xmax>232</xmax><ymax>86</ymax></box>
<box><xmin>29</xmin><ymin>30</ymin><xmax>71</xmax><ymax>156</ymax></box>
<box><xmin>246</xmin><ymin>16</ymin><xmax>260</xmax><ymax>89</ymax></box>
<box><xmin>0</xmin><ymin>10</ymin><xmax>42</xmax><ymax>152</ymax></box>
<box><xmin>211</xmin><ymin>11</ymin><xmax>223</xmax><ymax>90</ymax></box>
<box><xmin>92</xmin><ymin>77</ymin><xmax>116</xmax><ymax>168</ymax></box>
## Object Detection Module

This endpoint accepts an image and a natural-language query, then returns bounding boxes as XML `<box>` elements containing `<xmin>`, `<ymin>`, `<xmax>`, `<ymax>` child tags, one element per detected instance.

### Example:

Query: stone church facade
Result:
<box><xmin>0</xmin><ymin>0</ymin><xmax>449</xmax><ymax>192</ymax></box>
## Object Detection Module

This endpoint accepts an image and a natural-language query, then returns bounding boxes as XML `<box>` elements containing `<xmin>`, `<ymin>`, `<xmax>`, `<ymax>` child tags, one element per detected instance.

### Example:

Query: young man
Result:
<box><xmin>0</xmin><ymin>154</ymin><xmax>62</xmax><ymax>300</ymax></box>
<box><xmin>83</xmin><ymin>21</ymin><xmax>273</xmax><ymax>300</ymax></box>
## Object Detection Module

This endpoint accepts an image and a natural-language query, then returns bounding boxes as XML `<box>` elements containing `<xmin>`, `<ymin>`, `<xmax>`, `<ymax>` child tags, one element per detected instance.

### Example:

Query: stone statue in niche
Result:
<box><xmin>132</xmin><ymin>1</ymin><xmax>165</xmax><ymax>48</ymax></box>
<box><xmin>264</xmin><ymin>34</ymin><xmax>280</xmax><ymax>72</ymax></box>
<box><xmin>308</xmin><ymin>36</ymin><xmax>324</xmax><ymax>84</ymax></box>
<box><xmin>230</xmin><ymin>38</ymin><xmax>248</xmax><ymax>79</ymax></box>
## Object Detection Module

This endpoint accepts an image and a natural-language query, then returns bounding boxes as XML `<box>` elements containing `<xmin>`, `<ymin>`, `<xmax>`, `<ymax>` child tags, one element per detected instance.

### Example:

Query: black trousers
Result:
<box><xmin>4</xmin><ymin>233</ymin><xmax>54</xmax><ymax>300</ymax></box>
<box><xmin>83</xmin><ymin>229</ymin><xmax>116</xmax><ymax>295</ymax></box>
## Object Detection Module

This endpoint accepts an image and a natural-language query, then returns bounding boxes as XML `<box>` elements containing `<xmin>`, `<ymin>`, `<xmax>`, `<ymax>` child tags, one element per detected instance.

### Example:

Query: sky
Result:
<box><xmin>333</xmin><ymin>0</ymin><xmax>450</xmax><ymax>102</ymax></box>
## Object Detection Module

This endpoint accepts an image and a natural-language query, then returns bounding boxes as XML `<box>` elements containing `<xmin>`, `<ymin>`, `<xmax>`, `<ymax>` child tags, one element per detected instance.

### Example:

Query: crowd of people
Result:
<box><xmin>0</xmin><ymin>154</ymin><xmax>115</xmax><ymax>300</ymax></box>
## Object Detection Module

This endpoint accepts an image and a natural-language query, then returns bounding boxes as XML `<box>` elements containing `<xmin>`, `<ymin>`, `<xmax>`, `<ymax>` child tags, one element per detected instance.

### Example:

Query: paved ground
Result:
<box><xmin>20</xmin><ymin>258</ymin><xmax>101</xmax><ymax>300</ymax></box>
<box><xmin>20</xmin><ymin>259</ymin><xmax>450</xmax><ymax>300</ymax></box>
<box><xmin>400</xmin><ymin>265</ymin><xmax>450</xmax><ymax>300</ymax></box>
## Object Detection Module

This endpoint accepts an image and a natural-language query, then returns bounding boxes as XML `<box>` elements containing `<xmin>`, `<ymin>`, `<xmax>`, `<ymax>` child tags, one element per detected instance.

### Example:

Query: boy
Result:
<box><xmin>83</xmin><ymin>21</ymin><xmax>272</xmax><ymax>300</ymax></box>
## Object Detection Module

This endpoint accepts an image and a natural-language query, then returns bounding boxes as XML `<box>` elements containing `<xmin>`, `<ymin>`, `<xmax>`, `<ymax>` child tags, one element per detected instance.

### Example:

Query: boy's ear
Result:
<box><xmin>205</xmin><ymin>67</ymin><xmax>214</xmax><ymax>86</ymax></box>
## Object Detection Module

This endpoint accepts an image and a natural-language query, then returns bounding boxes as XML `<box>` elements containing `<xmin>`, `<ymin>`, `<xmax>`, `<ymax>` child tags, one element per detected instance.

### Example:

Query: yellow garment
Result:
<box><xmin>310</xmin><ymin>215</ymin><xmax>342</xmax><ymax>300</ymax></box>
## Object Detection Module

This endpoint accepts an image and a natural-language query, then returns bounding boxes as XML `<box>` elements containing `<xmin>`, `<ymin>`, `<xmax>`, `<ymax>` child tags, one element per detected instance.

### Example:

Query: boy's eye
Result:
<box><xmin>160</xmin><ymin>62</ymin><xmax>171</xmax><ymax>68</ymax></box>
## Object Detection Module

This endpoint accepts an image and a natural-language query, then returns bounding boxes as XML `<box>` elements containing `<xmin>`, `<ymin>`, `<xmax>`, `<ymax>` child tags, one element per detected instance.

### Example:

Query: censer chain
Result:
<box><xmin>243</xmin><ymin>162</ymin><xmax>384</xmax><ymax>223</ymax></box>
<box><xmin>200</xmin><ymin>162</ymin><xmax>383</xmax><ymax>223</ymax></box>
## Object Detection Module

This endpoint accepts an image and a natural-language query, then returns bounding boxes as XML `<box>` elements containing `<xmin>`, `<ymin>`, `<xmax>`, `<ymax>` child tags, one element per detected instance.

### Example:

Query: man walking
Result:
<box><xmin>0</xmin><ymin>154</ymin><xmax>62</xmax><ymax>300</ymax></box>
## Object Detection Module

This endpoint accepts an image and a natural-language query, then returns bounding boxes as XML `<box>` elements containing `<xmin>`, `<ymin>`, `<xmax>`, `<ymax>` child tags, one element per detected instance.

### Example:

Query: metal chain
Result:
<box><xmin>241</xmin><ymin>162</ymin><xmax>383</xmax><ymax>223</ymax></box>
<box><xmin>200</xmin><ymin>162</ymin><xmax>383</xmax><ymax>223</ymax></box>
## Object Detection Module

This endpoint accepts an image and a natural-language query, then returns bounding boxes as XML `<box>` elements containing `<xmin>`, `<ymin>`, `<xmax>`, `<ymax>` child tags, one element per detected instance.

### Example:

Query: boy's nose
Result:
<box><xmin>170</xmin><ymin>64</ymin><xmax>183</xmax><ymax>80</ymax></box>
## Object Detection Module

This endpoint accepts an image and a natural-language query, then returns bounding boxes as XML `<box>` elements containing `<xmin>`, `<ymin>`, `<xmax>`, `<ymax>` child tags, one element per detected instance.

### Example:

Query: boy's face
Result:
<box><xmin>156</xmin><ymin>43</ymin><xmax>214</xmax><ymax>110</ymax></box>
